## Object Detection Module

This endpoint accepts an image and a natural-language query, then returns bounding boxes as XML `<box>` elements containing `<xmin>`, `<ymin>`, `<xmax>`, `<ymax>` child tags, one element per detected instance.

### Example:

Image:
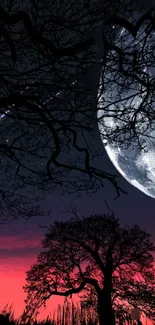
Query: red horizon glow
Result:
<box><xmin>0</xmin><ymin>234</ymin><xmax>154</xmax><ymax>325</ymax></box>
<box><xmin>0</xmin><ymin>234</ymin><xmax>80</xmax><ymax>321</ymax></box>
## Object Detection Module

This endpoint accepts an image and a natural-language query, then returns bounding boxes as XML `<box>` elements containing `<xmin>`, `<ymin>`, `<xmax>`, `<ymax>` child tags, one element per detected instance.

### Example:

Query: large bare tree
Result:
<box><xmin>21</xmin><ymin>212</ymin><xmax>155</xmax><ymax>325</ymax></box>
<box><xmin>0</xmin><ymin>0</ymin><xmax>154</xmax><ymax>219</ymax></box>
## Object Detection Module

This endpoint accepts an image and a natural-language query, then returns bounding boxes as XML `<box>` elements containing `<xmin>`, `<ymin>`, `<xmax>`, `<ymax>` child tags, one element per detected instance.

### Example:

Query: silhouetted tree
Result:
<box><xmin>22</xmin><ymin>212</ymin><xmax>155</xmax><ymax>325</ymax></box>
<box><xmin>0</xmin><ymin>0</ymin><xmax>153</xmax><ymax>218</ymax></box>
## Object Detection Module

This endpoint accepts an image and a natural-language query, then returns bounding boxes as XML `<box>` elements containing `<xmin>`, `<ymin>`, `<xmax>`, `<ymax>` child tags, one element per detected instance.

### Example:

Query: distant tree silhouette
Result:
<box><xmin>22</xmin><ymin>212</ymin><xmax>155</xmax><ymax>325</ymax></box>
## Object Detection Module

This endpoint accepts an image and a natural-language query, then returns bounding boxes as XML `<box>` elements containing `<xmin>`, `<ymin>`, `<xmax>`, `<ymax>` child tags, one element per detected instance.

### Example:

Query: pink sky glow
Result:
<box><xmin>0</xmin><ymin>233</ymin><xmax>154</xmax><ymax>325</ymax></box>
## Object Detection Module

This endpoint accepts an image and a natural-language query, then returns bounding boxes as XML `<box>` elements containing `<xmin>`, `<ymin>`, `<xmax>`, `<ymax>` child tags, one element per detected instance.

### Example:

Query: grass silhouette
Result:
<box><xmin>0</xmin><ymin>301</ymin><xmax>98</xmax><ymax>325</ymax></box>
<box><xmin>0</xmin><ymin>301</ymin><xmax>144</xmax><ymax>325</ymax></box>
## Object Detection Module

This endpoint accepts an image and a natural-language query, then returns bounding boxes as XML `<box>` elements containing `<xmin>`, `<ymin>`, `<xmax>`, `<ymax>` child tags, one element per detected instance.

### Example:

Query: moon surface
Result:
<box><xmin>97</xmin><ymin>16</ymin><xmax>155</xmax><ymax>198</ymax></box>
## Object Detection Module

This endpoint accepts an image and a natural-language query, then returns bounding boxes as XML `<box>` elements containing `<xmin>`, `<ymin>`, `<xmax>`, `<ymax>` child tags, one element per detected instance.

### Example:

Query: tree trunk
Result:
<box><xmin>97</xmin><ymin>245</ymin><xmax>115</xmax><ymax>325</ymax></box>
<box><xmin>97</xmin><ymin>292</ymin><xmax>115</xmax><ymax>325</ymax></box>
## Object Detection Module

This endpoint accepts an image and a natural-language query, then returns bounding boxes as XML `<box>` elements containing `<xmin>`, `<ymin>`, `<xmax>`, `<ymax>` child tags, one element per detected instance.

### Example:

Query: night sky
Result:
<box><xmin>0</xmin><ymin>0</ymin><xmax>155</xmax><ymax>322</ymax></box>
<box><xmin>0</xmin><ymin>146</ymin><xmax>155</xmax><ymax>320</ymax></box>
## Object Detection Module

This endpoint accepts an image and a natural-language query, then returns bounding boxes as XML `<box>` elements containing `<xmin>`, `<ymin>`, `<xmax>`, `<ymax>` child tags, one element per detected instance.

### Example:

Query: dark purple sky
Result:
<box><xmin>0</xmin><ymin>1</ymin><xmax>155</xmax><ymax>318</ymax></box>
<box><xmin>0</xmin><ymin>126</ymin><xmax>154</xmax><ymax>320</ymax></box>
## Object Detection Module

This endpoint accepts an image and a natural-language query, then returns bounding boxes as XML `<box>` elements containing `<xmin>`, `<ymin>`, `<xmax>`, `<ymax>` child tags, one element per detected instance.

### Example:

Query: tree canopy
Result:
<box><xmin>22</xmin><ymin>212</ymin><xmax>155</xmax><ymax>325</ymax></box>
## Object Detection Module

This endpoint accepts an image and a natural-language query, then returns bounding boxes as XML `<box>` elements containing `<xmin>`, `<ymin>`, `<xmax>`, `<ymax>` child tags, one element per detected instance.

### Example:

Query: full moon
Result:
<box><xmin>97</xmin><ymin>14</ymin><xmax>155</xmax><ymax>198</ymax></box>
